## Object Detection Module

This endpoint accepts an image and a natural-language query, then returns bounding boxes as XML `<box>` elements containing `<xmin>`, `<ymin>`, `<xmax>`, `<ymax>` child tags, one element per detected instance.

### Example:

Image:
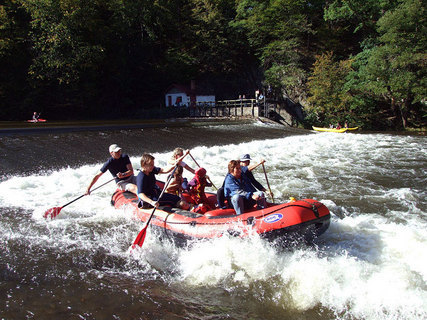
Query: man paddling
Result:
<box><xmin>86</xmin><ymin>144</ymin><xmax>137</xmax><ymax>195</ymax></box>
<box><xmin>239</xmin><ymin>154</ymin><xmax>271</xmax><ymax>197</ymax></box>
<box><xmin>137</xmin><ymin>151</ymin><xmax>189</xmax><ymax>208</ymax></box>
<box><xmin>32</xmin><ymin>112</ymin><xmax>40</xmax><ymax>122</ymax></box>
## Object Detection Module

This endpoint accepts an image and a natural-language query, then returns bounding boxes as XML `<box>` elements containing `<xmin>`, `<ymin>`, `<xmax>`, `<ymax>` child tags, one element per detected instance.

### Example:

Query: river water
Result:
<box><xmin>0</xmin><ymin>121</ymin><xmax>426</xmax><ymax>320</ymax></box>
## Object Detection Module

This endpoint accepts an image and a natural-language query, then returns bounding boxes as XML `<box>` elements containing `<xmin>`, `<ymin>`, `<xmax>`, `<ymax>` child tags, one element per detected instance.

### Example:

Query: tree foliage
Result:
<box><xmin>234</xmin><ymin>0</ymin><xmax>321</xmax><ymax>100</ymax></box>
<box><xmin>0</xmin><ymin>0</ymin><xmax>32</xmax><ymax>115</ymax></box>
<box><xmin>344</xmin><ymin>0</ymin><xmax>426</xmax><ymax>128</ymax></box>
<box><xmin>0</xmin><ymin>0</ymin><xmax>425</xmax><ymax>129</ymax></box>
<box><xmin>311</xmin><ymin>0</ymin><xmax>426</xmax><ymax>129</ymax></box>
<box><xmin>306</xmin><ymin>51</ymin><xmax>353</xmax><ymax>125</ymax></box>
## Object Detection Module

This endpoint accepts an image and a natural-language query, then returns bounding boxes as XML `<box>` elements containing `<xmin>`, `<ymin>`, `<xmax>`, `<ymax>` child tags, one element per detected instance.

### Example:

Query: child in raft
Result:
<box><xmin>187</xmin><ymin>167</ymin><xmax>213</xmax><ymax>210</ymax></box>
<box><xmin>165</xmin><ymin>165</ymin><xmax>185</xmax><ymax>195</ymax></box>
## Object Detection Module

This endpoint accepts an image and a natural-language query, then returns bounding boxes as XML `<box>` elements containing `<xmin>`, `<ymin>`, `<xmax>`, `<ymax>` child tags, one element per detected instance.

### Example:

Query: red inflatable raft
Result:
<box><xmin>111</xmin><ymin>189</ymin><xmax>331</xmax><ymax>246</ymax></box>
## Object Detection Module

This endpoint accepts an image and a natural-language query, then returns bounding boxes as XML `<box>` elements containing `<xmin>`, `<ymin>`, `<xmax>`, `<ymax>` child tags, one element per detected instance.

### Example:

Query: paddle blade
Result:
<box><xmin>132</xmin><ymin>225</ymin><xmax>148</xmax><ymax>248</ymax></box>
<box><xmin>44</xmin><ymin>207</ymin><xmax>62</xmax><ymax>219</ymax></box>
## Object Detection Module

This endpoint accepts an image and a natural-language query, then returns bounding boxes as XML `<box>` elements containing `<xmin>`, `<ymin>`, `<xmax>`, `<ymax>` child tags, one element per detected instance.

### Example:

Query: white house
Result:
<box><xmin>164</xmin><ymin>82</ymin><xmax>215</xmax><ymax>107</ymax></box>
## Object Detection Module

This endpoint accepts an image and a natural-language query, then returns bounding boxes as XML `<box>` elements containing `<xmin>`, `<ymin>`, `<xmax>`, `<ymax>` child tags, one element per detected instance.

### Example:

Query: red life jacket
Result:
<box><xmin>189</xmin><ymin>168</ymin><xmax>211</xmax><ymax>208</ymax></box>
<box><xmin>191</xmin><ymin>203</ymin><xmax>209</xmax><ymax>214</ymax></box>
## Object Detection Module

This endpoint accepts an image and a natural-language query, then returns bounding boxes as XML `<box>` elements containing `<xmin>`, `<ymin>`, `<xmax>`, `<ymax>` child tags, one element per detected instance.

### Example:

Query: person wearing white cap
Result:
<box><xmin>86</xmin><ymin>144</ymin><xmax>137</xmax><ymax>195</ymax></box>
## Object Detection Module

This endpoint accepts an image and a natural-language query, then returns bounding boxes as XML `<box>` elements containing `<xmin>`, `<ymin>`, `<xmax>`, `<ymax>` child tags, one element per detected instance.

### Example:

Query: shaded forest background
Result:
<box><xmin>0</xmin><ymin>0</ymin><xmax>425</xmax><ymax>129</ymax></box>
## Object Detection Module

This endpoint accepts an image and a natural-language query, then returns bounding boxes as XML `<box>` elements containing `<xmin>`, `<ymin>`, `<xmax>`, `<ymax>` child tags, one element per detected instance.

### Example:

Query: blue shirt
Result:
<box><xmin>100</xmin><ymin>154</ymin><xmax>132</xmax><ymax>183</ymax></box>
<box><xmin>224</xmin><ymin>173</ymin><xmax>255</xmax><ymax>199</ymax></box>
<box><xmin>136</xmin><ymin>167</ymin><xmax>161</xmax><ymax>198</ymax></box>
<box><xmin>241</xmin><ymin>166</ymin><xmax>265</xmax><ymax>191</ymax></box>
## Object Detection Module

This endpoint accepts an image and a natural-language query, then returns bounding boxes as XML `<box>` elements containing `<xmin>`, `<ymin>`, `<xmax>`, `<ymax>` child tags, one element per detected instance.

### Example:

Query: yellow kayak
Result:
<box><xmin>312</xmin><ymin>126</ymin><xmax>359</xmax><ymax>133</ymax></box>
<box><xmin>312</xmin><ymin>126</ymin><xmax>347</xmax><ymax>133</ymax></box>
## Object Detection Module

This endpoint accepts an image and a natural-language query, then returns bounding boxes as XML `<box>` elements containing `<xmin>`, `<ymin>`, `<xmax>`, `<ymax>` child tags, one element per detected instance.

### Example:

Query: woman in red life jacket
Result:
<box><xmin>188</xmin><ymin>167</ymin><xmax>213</xmax><ymax>209</ymax></box>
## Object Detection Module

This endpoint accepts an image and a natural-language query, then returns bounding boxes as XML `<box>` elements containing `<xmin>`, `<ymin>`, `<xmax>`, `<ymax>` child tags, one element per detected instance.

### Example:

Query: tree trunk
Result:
<box><xmin>398</xmin><ymin>103</ymin><xmax>407</xmax><ymax>129</ymax></box>
<box><xmin>390</xmin><ymin>94</ymin><xmax>405</xmax><ymax>129</ymax></box>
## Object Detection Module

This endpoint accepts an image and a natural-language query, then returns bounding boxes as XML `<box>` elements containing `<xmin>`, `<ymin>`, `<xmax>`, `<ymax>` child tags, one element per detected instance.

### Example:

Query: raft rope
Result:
<box><xmin>113</xmin><ymin>190</ymin><xmax>325</xmax><ymax>226</ymax></box>
<box><xmin>297</xmin><ymin>199</ymin><xmax>320</xmax><ymax>218</ymax></box>
<box><xmin>150</xmin><ymin>200</ymin><xmax>325</xmax><ymax>226</ymax></box>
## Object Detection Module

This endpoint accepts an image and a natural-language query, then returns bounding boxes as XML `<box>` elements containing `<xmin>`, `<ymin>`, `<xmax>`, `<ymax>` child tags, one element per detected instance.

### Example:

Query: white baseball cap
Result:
<box><xmin>109</xmin><ymin>144</ymin><xmax>122</xmax><ymax>153</ymax></box>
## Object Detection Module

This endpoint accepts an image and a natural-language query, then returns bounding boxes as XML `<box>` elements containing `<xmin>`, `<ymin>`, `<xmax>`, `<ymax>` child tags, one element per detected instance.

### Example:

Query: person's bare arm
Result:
<box><xmin>138</xmin><ymin>192</ymin><xmax>159</xmax><ymax>208</ymax></box>
<box><xmin>86</xmin><ymin>171</ymin><xmax>104</xmax><ymax>195</ymax></box>
<box><xmin>118</xmin><ymin>163</ymin><xmax>134</xmax><ymax>178</ymax></box>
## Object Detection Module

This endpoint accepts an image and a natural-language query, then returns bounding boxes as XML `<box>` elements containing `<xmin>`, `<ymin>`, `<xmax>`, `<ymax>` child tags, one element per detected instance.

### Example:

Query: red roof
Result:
<box><xmin>165</xmin><ymin>83</ymin><xmax>214</xmax><ymax>96</ymax></box>
<box><xmin>164</xmin><ymin>84</ymin><xmax>195</xmax><ymax>95</ymax></box>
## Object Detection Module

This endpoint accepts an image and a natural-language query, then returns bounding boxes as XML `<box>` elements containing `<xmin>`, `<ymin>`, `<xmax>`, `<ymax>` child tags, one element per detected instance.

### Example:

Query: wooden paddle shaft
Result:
<box><xmin>132</xmin><ymin>165</ymin><xmax>179</xmax><ymax>247</ymax></box>
<box><xmin>189</xmin><ymin>152</ymin><xmax>218</xmax><ymax>190</ymax></box>
<box><xmin>262</xmin><ymin>163</ymin><xmax>274</xmax><ymax>203</ymax></box>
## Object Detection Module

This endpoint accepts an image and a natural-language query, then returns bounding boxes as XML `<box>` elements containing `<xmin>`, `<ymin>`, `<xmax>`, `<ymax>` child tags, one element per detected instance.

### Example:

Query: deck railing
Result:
<box><xmin>189</xmin><ymin>99</ymin><xmax>266</xmax><ymax>117</ymax></box>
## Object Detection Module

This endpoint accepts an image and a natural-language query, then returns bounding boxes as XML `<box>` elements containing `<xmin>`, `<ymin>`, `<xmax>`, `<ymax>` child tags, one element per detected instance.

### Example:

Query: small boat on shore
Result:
<box><xmin>111</xmin><ymin>187</ymin><xmax>331</xmax><ymax>246</ymax></box>
<box><xmin>312</xmin><ymin>126</ymin><xmax>358</xmax><ymax>133</ymax></box>
<box><xmin>27</xmin><ymin>119</ymin><xmax>47</xmax><ymax>123</ymax></box>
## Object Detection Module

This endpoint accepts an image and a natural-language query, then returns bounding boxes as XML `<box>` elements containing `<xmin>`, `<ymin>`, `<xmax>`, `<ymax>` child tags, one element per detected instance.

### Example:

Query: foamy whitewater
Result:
<box><xmin>1</xmin><ymin>127</ymin><xmax>426</xmax><ymax>319</ymax></box>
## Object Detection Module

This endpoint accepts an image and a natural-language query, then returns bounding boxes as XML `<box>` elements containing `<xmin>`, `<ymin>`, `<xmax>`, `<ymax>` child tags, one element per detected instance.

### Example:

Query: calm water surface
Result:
<box><xmin>0</xmin><ymin>121</ymin><xmax>426</xmax><ymax>319</ymax></box>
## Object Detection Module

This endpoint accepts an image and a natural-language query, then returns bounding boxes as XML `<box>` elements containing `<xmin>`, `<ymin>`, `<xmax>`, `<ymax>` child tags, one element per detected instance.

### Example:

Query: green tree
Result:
<box><xmin>324</xmin><ymin>0</ymin><xmax>399</xmax><ymax>36</ymax></box>
<box><xmin>350</xmin><ymin>0</ymin><xmax>426</xmax><ymax>128</ymax></box>
<box><xmin>0</xmin><ymin>0</ymin><xmax>32</xmax><ymax>119</ymax></box>
<box><xmin>234</xmin><ymin>0</ymin><xmax>321</xmax><ymax>100</ymax></box>
<box><xmin>188</xmin><ymin>0</ymin><xmax>258</xmax><ymax>95</ymax></box>
<box><xmin>18</xmin><ymin>0</ymin><xmax>177</xmax><ymax>118</ymax></box>
<box><xmin>22</xmin><ymin>0</ymin><xmax>108</xmax><ymax>84</ymax></box>
<box><xmin>306</xmin><ymin>51</ymin><xmax>353</xmax><ymax>125</ymax></box>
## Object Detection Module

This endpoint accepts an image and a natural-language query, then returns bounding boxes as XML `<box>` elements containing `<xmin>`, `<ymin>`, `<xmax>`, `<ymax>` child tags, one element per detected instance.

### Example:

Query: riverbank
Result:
<box><xmin>0</xmin><ymin>116</ymin><xmax>272</xmax><ymax>136</ymax></box>
<box><xmin>2</xmin><ymin>118</ymin><xmax>425</xmax><ymax>137</ymax></box>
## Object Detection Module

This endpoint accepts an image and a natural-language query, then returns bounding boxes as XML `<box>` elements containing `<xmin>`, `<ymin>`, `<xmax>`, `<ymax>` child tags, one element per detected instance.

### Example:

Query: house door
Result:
<box><xmin>167</xmin><ymin>96</ymin><xmax>172</xmax><ymax>107</ymax></box>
